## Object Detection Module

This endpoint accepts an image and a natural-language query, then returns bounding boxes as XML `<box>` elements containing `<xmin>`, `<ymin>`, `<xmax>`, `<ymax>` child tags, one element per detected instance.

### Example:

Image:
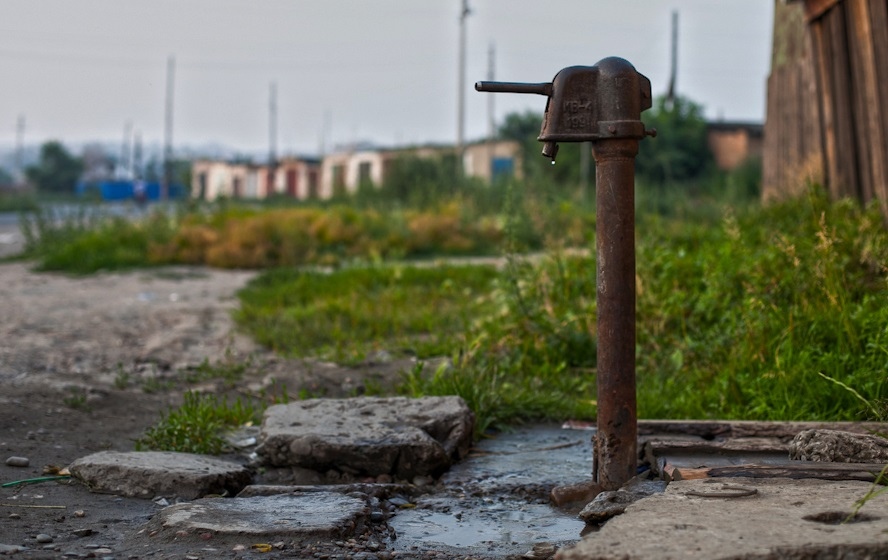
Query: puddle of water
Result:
<box><xmin>389</xmin><ymin>424</ymin><xmax>592</xmax><ymax>556</ymax></box>
<box><xmin>391</xmin><ymin>500</ymin><xmax>585</xmax><ymax>551</ymax></box>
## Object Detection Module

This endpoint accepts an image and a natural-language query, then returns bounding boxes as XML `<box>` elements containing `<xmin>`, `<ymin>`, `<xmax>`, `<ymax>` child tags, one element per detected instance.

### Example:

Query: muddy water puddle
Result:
<box><xmin>388</xmin><ymin>424</ymin><xmax>594</xmax><ymax>557</ymax></box>
<box><xmin>391</xmin><ymin>498</ymin><xmax>584</xmax><ymax>552</ymax></box>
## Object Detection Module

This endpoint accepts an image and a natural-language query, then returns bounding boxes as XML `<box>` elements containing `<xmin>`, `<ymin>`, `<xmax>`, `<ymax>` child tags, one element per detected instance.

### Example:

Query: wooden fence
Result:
<box><xmin>763</xmin><ymin>0</ymin><xmax>888</xmax><ymax>219</ymax></box>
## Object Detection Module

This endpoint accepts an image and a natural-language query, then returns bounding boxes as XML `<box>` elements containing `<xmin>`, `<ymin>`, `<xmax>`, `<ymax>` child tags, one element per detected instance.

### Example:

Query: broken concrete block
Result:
<box><xmin>144</xmin><ymin>493</ymin><xmax>367</xmax><ymax>540</ymax></box>
<box><xmin>256</xmin><ymin>396</ymin><xmax>474</xmax><ymax>478</ymax></box>
<box><xmin>578</xmin><ymin>476</ymin><xmax>667</xmax><ymax>523</ymax></box>
<box><xmin>789</xmin><ymin>429</ymin><xmax>888</xmax><ymax>463</ymax></box>
<box><xmin>68</xmin><ymin>451</ymin><xmax>252</xmax><ymax>499</ymax></box>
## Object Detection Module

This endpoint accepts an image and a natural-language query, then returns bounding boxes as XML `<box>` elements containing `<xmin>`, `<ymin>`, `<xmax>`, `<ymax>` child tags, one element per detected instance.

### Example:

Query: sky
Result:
<box><xmin>1</xmin><ymin>0</ymin><xmax>773</xmax><ymax>158</ymax></box>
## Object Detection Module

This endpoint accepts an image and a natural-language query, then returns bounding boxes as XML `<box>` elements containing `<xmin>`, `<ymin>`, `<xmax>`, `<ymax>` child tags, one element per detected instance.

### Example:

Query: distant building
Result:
<box><xmin>191</xmin><ymin>157</ymin><xmax>320</xmax><ymax>201</ymax></box>
<box><xmin>191</xmin><ymin>140</ymin><xmax>521</xmax><ymax>202</ymax></box>
<box><xmin>463</xmin><ymin>140</ymin><xmax>523</xmax><ymax>182</ymax></box>
<box><xmin>319</xmin><ymin>139</ymin><xmax>523</xmax><ymax>198</ymax></box>
<box><xmin>706</xmin><ymin>121</ymin><xmax>764</xmax><ymax>171</ymax></box>
<box><xmin>277</xmin><ymin>157</ymin><xmax>321</xmax><ymax>200</ymax></box>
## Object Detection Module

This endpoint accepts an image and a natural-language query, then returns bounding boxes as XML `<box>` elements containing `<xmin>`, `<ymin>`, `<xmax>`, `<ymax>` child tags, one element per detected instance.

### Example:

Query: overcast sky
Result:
<box><xmin>1</xmin><ymin>1</ymin><xmax>773</xmax><ymax>157</ymax></box>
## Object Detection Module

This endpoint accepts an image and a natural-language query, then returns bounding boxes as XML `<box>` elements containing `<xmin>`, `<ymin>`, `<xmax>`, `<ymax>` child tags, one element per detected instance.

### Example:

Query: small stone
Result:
<box><xmin>93</xmin><ymin>548</ymin><xmax>113</xmax><ymax>554</ymax></box>
<box><xmin>36</xmin><ymin>533</ymin><xmax>53</xmax><ymax>543</ymax></box>
<box><xmin>72</xmin><ymin>528</ymin><xmax>94</xmax><ymax>538</ymax></box>
<box><xmin>370</xmin><ymin>510</ymin><xmax>385</xmax><ymax>523</ymax></box>
<box><xmin>389</xmin><ymin>496</ymin><xmax>411</xmax><ymax>508</ymax></box>
<box><xmin>8</xmin><ymin>513</ymin><xmax>20</xmax><ymax>520</ymax></box>
<box><xmin>0</xmin><ymin>544</ymin><xmax>26</xmax><ymax>554</ymax></box>
<box><xmin>524</xmin><ymin>542</ymin><xmax>557</xmax><ymax>559</ymax></box>
<box><xmin>74</xmin><ymin>510</ymin><xmax>86</xmax><ymax>518</ymax></box>
<box><xmin>5</xmin><ymin>456</ymin><xmax>29</xmax><ymax>467</ymax></box>
<box><xmin>411</xmin><ymin>475</ymin><xmax>431</xmax><ymax>487</ymax></box>
<box><xmin>232</xmin><ymin>544</ymin><xmax>246</xmax><ymax>551</ymax></box>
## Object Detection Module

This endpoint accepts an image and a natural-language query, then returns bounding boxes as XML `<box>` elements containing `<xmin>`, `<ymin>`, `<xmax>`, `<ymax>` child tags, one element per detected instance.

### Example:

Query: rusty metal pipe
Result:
<box><xmin>592</xmin><ymin>138</ymin><xmax>639</xmax><ymax>490</ymax></box>
<box><xmin>475</xmin><ymin>57</ymin><xmax>652</xmax><ymax>493</ymax></box>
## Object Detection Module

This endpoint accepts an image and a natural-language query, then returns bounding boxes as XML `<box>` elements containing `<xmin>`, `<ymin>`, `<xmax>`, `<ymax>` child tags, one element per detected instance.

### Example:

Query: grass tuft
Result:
<box><xmin>135</xmin><ymin>391</ymin><xmax>260</xmax><ymax>455</ymax></box>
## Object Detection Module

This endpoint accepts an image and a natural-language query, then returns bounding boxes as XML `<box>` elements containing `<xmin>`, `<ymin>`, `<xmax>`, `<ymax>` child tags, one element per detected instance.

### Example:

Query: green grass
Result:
<box><xmin>230</xmin><ymin>185</ymin><xmax>888</xmax><ymax>437</ymax></box>
<box><xmin>20</xmin><ymin>207</ymin><xmax>177</xmax><ymax>274</ymax></box>
<box><xmin>135</xmin><ymin>391</ymin><xmax>261</xmax><ymax>455</ymax></box>
<box><xmin>234</xmin><ymin>264</ymin><xmax>500</xmax><ymax>364</ymax></box>
<box><xmin>0</xmin><ymin>193</ymin><xmax>39</xmax><ymax>213</ymax></box>
<box><xmin>28</xmin><ymin>182</ymin><xmax>887</xmax><ymax>448</ymax></box>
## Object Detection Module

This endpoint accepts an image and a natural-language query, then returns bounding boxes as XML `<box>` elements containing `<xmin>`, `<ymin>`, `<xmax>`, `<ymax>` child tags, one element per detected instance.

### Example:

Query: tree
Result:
<box><xmin>0</xmin><ymin>166</ymin><xmax>13</xmax><ymax>187</ymax></box>
<box><xmin>636</xmin><ymin>95</ymin><xmax>713</xmax><ymax>185</ymax></box>
<box><xmin>25</xmin><ymin>141</ymin><xmax>84</xmax><ymax>194</ymax></box>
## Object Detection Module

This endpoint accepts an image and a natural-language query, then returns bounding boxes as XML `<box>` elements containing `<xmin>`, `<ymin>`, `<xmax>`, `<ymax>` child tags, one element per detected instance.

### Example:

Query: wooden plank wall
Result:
<box><xmin>762</xmin><ymin>1</ymin><xmax>823</xmax><ymax>202</ymax></box>
<box><xmin>765</xmin><ymin>0</ymin><xmax>888</xmax><ymax>219</ymax></box>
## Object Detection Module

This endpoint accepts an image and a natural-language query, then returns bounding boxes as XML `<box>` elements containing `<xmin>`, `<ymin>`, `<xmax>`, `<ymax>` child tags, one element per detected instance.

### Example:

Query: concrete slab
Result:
<box><xmin>143</xmin><ymin>493</ymin><xmax>367</xmax><ymax>541</ymax></box>
<box><xmin>558</xmin><ymin>477</ymin><xmax>888</xmax><ymax>560</ymax></box>
<box><xmin>68</xmin><ymin>451</ymin><xmax>252</xmax><ymax>500</ymax></box>
<box><xmin>256</xmin><ymin>396</ymin><xmax>474</xmax><ymax>479</ymax></box>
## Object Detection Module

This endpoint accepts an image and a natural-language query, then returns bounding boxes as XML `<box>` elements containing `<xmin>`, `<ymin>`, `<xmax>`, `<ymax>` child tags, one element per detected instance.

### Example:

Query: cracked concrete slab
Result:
<box><xmin>256</xmin><ymin>396</ymin><xmax>474</xmax><ymax>478</ymax></box>
<box><xmin>558</xmin><ymin>477</ymin><xmax>888</xmax><ymax>560</ymax></box>
<box><xmin>143</xmin><ymin>493</ymin><xmax>368</xmax><ymax>541</ymax></box>
<box><xmin>68</xmin><ymin>451</ymin><xmax>252</xmax><ymax>500</ymax></box>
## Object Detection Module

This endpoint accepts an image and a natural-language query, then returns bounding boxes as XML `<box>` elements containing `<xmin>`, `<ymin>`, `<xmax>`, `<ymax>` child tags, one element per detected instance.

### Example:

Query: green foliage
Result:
<box><xmin>372</xmin><ymin>154</ymin><xmax>459</xmax><ymax>206</ymax></box>
<box><xmin>632</xmin><ymin>187</ymin><xmax>888</xmax><ymax>420</ymax></box>
<box><xmin>63</xmin><ymin>388</ymin><xmax>90</xmax><ymax>411</ymax></box>
<box><xmin>22</xmin><ymin>208</ymin><xmax>177</xmax><ymax>274</ymax></box>
<box><xmin>235</xmin><ymin>264</ymin><xmax>500</xmax><ymax>363</ymax></box>
<box><xmin>135</xmin><ymin>391</ymin><xmax>260</xmax><ymax>455</ymax></box>
<box><xmin>636</xmin><ymin>95</ymin><xmax>713</xmax><ymax>185</ymax></box>
<box><xmin>25</xmin><ymin>141</ymin><xmax>84</xmax><ymax>194</ymax></box>
<box><xmin>0</xmin><ymin>166</ymin><xmax>14</xmax><ymax>186</ymax></box>
<box><xmin>226</xmin><ymin>184</ymin><xmax>888</xmax><ymax>434</ymax></box>
<box><xmin>0</xmin><ymin>192</ymin><xmax>38</xmax><ymax>213</ymax></box>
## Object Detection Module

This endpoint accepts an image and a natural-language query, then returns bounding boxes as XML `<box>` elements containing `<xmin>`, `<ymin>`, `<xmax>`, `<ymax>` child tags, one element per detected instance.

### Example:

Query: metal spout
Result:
<box><xmin>541</xmin><ymin>141</ymin><xmax>559</xmax><ymax>162</ymax></box>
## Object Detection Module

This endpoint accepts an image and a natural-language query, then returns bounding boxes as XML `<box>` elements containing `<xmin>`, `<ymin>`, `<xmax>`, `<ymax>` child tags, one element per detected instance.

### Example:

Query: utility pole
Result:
<box><xmin>486</xmin><ymin>43</ymin><xmax>496</xmax><ymax>182</ymax></box>
<box><xmin>666</xmin><ymin>11</ymin><xmax>678</xmax><ymax>107</ymax></box>
<box><xmin>456</xmin><ymin>0</ymin><xmax>471</xmax><ymax>178</ymax></box>
<box><xmin>268</xmin><ymin>81</ymin><xmax>278</xmax><ymax>195</ymax></box>
<box><xmin>14</xmin><ymin>115</ymin><xmax>25</xmax><ymax>185</ymax></box>
<box><xmin>162</xmin><ymin>55</ymin><xmax>175</xmax><ymax>201</ymax></box>
<box><xmin>119</xmin><ymin>120</ymin><xmax>132</xmax><ymax>180</ymax></box>
<box><xmin>133</xmin><ymin>131</ymin><xmax>143</xmax><ymax>180</ymax></box>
